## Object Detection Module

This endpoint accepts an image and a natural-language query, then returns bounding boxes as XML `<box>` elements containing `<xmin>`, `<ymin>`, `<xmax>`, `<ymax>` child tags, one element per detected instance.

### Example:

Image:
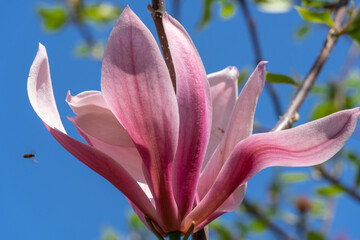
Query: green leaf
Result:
<box><xmin>346</xmin><ymin>151</ymin><xmax>360</xmax><ymax>166</ymax></box>
<box><xmin>311</xmin><ymin>101</ymin><xmax>338</xmax><ymax>120</ymax></box>
<box><xmin>220</xmin><ymin>3</ymin><xmax>235</xmax><ymax>18</ymax></box>
<box><xmin>302</xmin><ymin>0</ymin><xmax>333</xmax><ymax>9</ymax></box>
<box><xmin>82</xmin><ymin>3</ymin><xmax>121</xmax><ymax>24</ymax></box>
<box><xmin>316</xmin><ymin>185</ymin><xmax>344</xmax><ymax>197</ymax></box>
<box><xmin>307</xmin><ymin>231</ymin><xmax>325</xmax><ymax>240</ymax></box>
<box><xmin>38</xmin><ymin>7</ymin><xmax>68</xmax><ymax>31</ymax></box>
<box><xmin>198</xmin><ymin>0</ymin><xmax>214</xmax><ymax>28</ymax></box>
<box><xmin>295</xmin><ymin>23</ymin><xmax>312</xmax><ymax>39</ymax></box>
<box><xmin>295</xmin><ymin>6</ymin><xmax>333</xmax><ymax>27</ymax></box>
<box><xmin>280</xmin><ymin>172</ymin><xmax>309</xmax><ymax>183</ymax></box>
<box><xmin>250</xmin><ymin>219</ymin><xmax>266</xmax><ymax>232</ymax></box>
<box><xmin>238</xmin><ymin>68</ymin><xmax>250</xmax><ymax>86</ymax></box>
<box><xmin>266</xmin><ymin>72</ymin><xmax>297</xmax><ymax>85</ymax></box>
<box><xmin>355</xmin><ymin>167</ymin><xmax>360</xmax><ymax>187</ymax></box>
<box><xmin>347</xmin><ymin>7</ymin><xmax>360</xmax><ymax>47</ymax></box>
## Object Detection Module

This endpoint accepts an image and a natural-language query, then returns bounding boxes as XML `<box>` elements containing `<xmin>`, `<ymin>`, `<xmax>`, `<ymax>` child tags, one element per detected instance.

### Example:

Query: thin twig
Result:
<box><xmin>67</xmin><ymin>0</ymin><xmax>96</xmax><ymax>48</ymax></box>
<box><xmin>315</xmin><ymin>165</ymin><xmax>360</xmax><ymax>203</ymax></box>
<box><xmin>242</xmin><ymin>198</ymin><xmax>294</xmax><ymax>240</ymax></box>
<box><xmin>273</xmin><ymin>0</ymin><xmax>349</xmax><ymax>131</ymax></box>
<box><xmin>238</xmin><ymin>0</ymin><xmax>282</xmax><ymax>118</ymax></box>
<box><xmin>148</xmin><ymin>0</ymin><xmax>177</xmax><ymax>92</ymax></box>
<box><xmin>337</xmin><ymin>43</ymin><xmax>360</xmax><ymax>83</ymax></box>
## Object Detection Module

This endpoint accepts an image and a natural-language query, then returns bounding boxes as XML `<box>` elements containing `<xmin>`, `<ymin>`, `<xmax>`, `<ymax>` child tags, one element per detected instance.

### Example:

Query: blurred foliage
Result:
<box><xmin>254</xmin><ymin>0</ymin><xmax>292</xmax><ymax>13</ymax></box>
<box><xmin>295</xmin><ymin>6</ymin><xmax>333</xmax><ymax>27</ymax></box>
<box><xmin>294</xmin><ymin>23</ymin><xmax>312</xmax><ymax>40</ymax></box>
<box><xmin>347</xmin><ymin>6</ymin><xmax>360</xmax><ymax>47</ymax></box>
<box><xmin>316</xmin><ymin>185</ymin><xmax>345</xmax><ymax>197</ymax></box>
<box><xmin>280</xmin><ymin>172</ymin><xmax>309</xmax><ymax>183</ymax></box>
<box><xmin>307</xmin><ymin>231</ymin><xmax>325</xmax><ymax>240</ymax></box>
<box><xmin>37</xmin><ymin>0</ymin><xmax>121</xmax><ymax>59</ymax></box>
<box><xmin>311</xmin><ymin>70</ymin><xmax>360</xmax><ymax>120</ymax></box>
<box><xmin>198</xmin><ymin>0</ymin><xmax>237</xmax><ymax>28</ymax></box>
<box><xmin>266</xmin><ymin>72</ymin><xmax>298</xmax><ymax>86</ymax></box>
<box><xmin>99</xmin><ymin>228</ymin><xmax>122</xmax><ymax>240</ymax></box>
<box><xmin>81</xmin><ymin>3</ymin><xmax>121</xmax><ymax>24</ymax></box>
<box><xmin>38</xmin><ymin>7</ymin><xmax>68</xmax><ymax>31</ymax></box>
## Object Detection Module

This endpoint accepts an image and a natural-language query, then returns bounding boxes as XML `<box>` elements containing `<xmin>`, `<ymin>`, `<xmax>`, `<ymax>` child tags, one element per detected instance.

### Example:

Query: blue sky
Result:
<box><xmin>1</xmin><ymin>0</ymin><xmax>360</xmax><ymax>239</ymax></box>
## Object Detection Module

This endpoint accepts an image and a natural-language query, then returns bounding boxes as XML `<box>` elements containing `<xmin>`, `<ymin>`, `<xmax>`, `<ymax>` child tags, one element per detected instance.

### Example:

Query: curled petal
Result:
<box><xmin>67</xmin><ymin>91</ymin><xmax>134</xmax><ymax>147</ymax></box>
<box><xmin>198</xmin><ymin>62</ymin><xmax>266</xmax><ymax>199</ymax></box>
<box><xmin>186</xmin><ymin>108</ymin><xmax>360</xmax><ymax>228</ymax></box>
<box><xmin>27</xmin><ymin>44</ymin><xmax>156</xmax><ymax>220</ymax></box>
<box><xmin>163</xmin><ymin>13</ymin><xmax>212</xmax><ymax>218</ymax></box>
<box><xmin>101</xmin><ymin>7</ymin><xmax>179</xmax><ymax>230</ymax></box>
<box><xmin>66</xmin><ymin>91</ymin><xmax>109</xmax><ymax>115</ymax></box>
<box><xmin>204</xmin><ymin>67</ymin><xmax>239</xmax><ymax>168</ymax></box>
<box><xmin>27</xmin><ymin>43</ymin><xmax>65</xmax><ymax>133</ymax></box>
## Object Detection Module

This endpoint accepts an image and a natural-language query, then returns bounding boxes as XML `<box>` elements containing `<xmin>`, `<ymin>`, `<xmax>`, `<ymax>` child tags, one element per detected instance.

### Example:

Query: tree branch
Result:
<box><xmin>316</xmin><ymin>165</ymin><xmax>360</xmax><ymax>203</ymax></box>
<box><xmin>148</xmin><ymin>0</ymin><xmax>177</xmax><ymax>92</ymax></box>
<box><xmin>67</xmin><ymin>0</ymin><xmax>96</xmax><ymax>49</ymax></box>
<box><xmin>242</xmin><ymin>198</ymin><xmax>295</xmax><ymax>240</ymax></box>
<box><xmin>238</xmin><ymin>0</ymin><xmax>282</xmax><ymax>118</ymax></box>
<box><xmin>273</xmin><ymin>0</ymin><xmax>349</xmax><ymax>131</ymax></box>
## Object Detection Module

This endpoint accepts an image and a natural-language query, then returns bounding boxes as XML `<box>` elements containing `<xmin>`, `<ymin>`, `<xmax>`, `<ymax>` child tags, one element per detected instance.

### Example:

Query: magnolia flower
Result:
<box><xmin>28</xmin><ymin>6</ymin><xmax>359</xmax><ymax>237</ymax></box>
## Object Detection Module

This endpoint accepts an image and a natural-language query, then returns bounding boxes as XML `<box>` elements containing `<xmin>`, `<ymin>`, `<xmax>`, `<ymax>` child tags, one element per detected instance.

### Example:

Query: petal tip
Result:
<box><xmin>38</xmin><ymin>42</ymin><xmax>45</xmax><ymax>50</ymax></box>
<box><xmin>65</xmin><ymin>90</ymin><xmax>72</xmax><ymax>103</ymax></box>
<box><xmin>121</xmin><ymin>5</ymin><xmax>133</xmax><ymax>18</ymax></box>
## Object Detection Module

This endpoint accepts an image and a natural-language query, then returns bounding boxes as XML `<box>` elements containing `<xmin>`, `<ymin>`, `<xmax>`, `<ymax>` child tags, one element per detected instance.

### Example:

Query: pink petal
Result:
<box><xmin>193</xmin><ymin>184</ymin><xmax>246</xmax><ymax>232</ymax></box>
<box><xmin>163</xmin><ymin>14</ymin><xmax>212</xmax><ymax>218</ymax></box>
<box><xmin>185</xmin><ymin>108</ymin><xmax>360</xmax><ymax>228</ymax></box>
<box><xmin>66</xmin><ymin>90</ymin><xmax>109</xmax><ymax>115</ymax></box>
<box><xmin>67</xmin><ymin>91</ymin><xmax>144</xmax><ymax>182</ymax></box>
<box><xmin>27</xmin><ymin>44</ymin><xmax>157</xmax><ymax>221</ymax></box>
<box><xmin>68</xmin><ymin>116</ymin><xmax>144</xmax><ymax>182</ymax></box>
<box><xmin>46</xmin><ymin>124</ymin><xmax>157</xmax><ymax>220</ymax></box>
<box><xmin>101</xmin><ymin>7</ymin><xmax>179</xmax><ymax>230</ymax></box>
<box><xmin>66</xmin><ymin>91</ymin><xmax>134</xmax><ymax>148</ymax></box>
<box><xmin>129</xmin><ymin>199</ymin><xmax>167</xmax><ymax>237</ymax></box>
<box><xmin>27</xmin><ymin>43</ymin><xmax>65</xmax><ymax>133</ymax></box>
<box><xmin>198</xmin><ymin>62</ymin><xmax>266</xmax><ymax>199</ymax></box>
<box><xmin>204</xmin><ymin>66</ymin><xmax>239</xmax><ymax>168</ymax></box>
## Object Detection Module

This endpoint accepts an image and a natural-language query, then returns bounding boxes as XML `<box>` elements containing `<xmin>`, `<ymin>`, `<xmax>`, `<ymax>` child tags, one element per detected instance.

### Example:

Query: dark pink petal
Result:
<box><xmin>27</xmin><ymin>44</ymin><xmax>157</xmax><ymax>220</ymax></box>
<box><xmin>163</xmin><ymin>14</ymin><xmax>212</xmax><ymax>218</ymax></box>
<box><xmin>204</xmin><ymin>67</ymin><xmax>239</xmax><ymax>168</ymax></box>
<box><xmin>198</xmin><ymin>62</ymin><xmax>266</xmax><ymax>199</ymax></box>
<box><xmin>193</xmin><ymin>184</ymin><xmax>246</xmax><ymax>232</ymax></box>
<box><xmin>186</xmin><ymin>108</ymin><xmax>360</xmax><ymax>228</ymax></box>
<box><xmin>101</xmin><ymin>7</ymin><xmax>179</xmax><ymax>230</ymax></box>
